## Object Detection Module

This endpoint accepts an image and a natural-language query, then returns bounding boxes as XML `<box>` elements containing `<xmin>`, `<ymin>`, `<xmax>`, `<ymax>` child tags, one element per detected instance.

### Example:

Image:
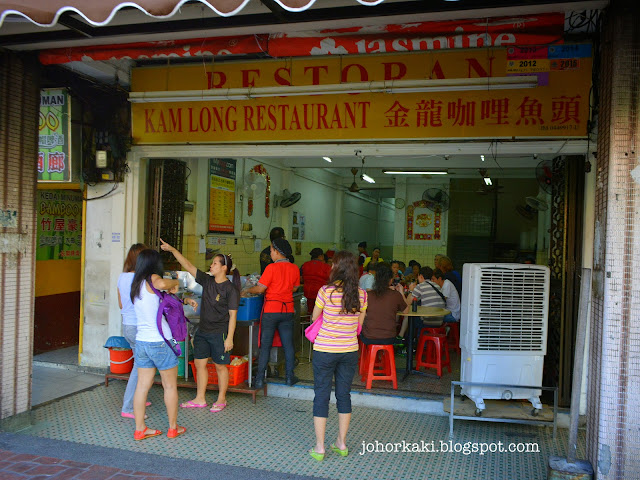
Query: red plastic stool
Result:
<box><xmin>446</xmin><ymin>322</ymin><xmax>461</xmax><ymax>355</ymax></box>
<box><xmin>419</xmin><ymin>326</ymin><xmax>446</xmax><ymax>337</ymax></box>
<box><xmin>359</xmin><ymin>344</ymin><xmax>391</xmax><ymax>379</ymax></box>
<box><xmin>362</xmin><ymin>344</ymin><xmax>397</xmax><ymax>390</ymax></box>
<box><xmin>415</xmin><ymin>333</ymin><xmax>451</xmax><ymax>377</ymax></box>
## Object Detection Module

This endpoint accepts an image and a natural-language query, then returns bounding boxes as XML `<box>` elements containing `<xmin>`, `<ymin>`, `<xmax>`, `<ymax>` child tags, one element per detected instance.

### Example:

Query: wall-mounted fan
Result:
<box><xmin>535</xmin><ymin>160</ymin><xmax>553</xmax><ymax>194</ymax></box>
<box><xmin>243</xmin><ymin>171</ymin><xmax>267</xmax><ymax>196</ymax></box>
<box><xmin>348</xmin><ymin>168</ymin><xmax>360</xmax><ymax>192</ymax></box>
<box><xmin>422</xmin><ymin>188</ymin><xmax>450</xmax><ymax>212</ymax></box>
<box><xmin>525</xmin><ymin>195</ymin><xmax>549</xmax><ymax>211</ymax></box>
<box><xmin>516</xmin><ymin>204</ymin><xmax>536</xmax><ymax>220</ymax></box>
<box><xmin>279</xmin><ymin>189</ymin><xmax>301</xmax><ymax>208</ymax></box>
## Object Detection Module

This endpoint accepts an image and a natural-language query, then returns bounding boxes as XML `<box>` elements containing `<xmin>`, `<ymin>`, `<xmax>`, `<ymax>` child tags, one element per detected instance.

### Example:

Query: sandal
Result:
<box><xmin>180</xmin><ymin>400</ymin><xmax>207</xmax><ymax>408</ymax></box>
<box><xmin>309</xmin><ymin>448</ymin><xmax>324</xmax><ymax>461</ymax></box>
<box><xmin>331</xmin><ymin>443</ymin><xmax>349</xmax><ymax>457</ymax></box>
<box><xmin>167</xmin><ymin>425</ymin><xmax>187</xmax><ymax>439</ymax></box>
<box><xmin>134</xmin><ymin>427</ymin><xmax>162</xmax><ymax>441</ymax></box>
<box><xmin>209</xmin><ymin>403</ymin><xmax>227</xmax><ymax>413</ymax></box>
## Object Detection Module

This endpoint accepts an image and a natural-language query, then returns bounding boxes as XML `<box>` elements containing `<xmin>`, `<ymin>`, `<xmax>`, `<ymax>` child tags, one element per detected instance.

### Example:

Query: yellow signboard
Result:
<box><xmin>131</xmin><ymin>46</ymin><xmax>592</xmax><ymax>143</ymax></box>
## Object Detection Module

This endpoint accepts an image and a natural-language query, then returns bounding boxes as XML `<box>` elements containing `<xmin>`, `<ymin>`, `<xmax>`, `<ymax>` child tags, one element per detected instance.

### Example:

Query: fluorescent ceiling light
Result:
<box><xmin>484</xmin><ymin>177</ymin><xmax>493</xmax><ymax>186</ymax></box>
<box><xmin>361</xmin><ymin>174</ymin><xmax>376</xmax><ymax>184</ymax></box>
<box><xmin>323</xmin><ymin>156</ymin><xmax>332</xmax><ymax>163</ymax></box>
<box><xmin>383</xmin><ymin>170</ymin><xmax>448</xmax><ymax>175</ymax></box>
<box><xmin>129</xmin><ymin>77</ymin><xmax>538</xmax><ymax>103</ymax></box>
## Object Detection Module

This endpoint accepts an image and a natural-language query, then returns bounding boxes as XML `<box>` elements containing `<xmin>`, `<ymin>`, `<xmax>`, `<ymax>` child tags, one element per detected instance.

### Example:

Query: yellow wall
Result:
<box><xmin>35</xmin><ymin>260</ymin><xmax>81</xmax><ymax>297</ymax></box>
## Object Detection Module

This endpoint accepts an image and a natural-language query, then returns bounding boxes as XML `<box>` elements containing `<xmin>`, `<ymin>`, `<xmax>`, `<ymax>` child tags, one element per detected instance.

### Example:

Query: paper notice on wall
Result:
<box><xmin>199</xmin><ymin>237</ymin><xmax>206</xmax><ymax>254</ymax></box>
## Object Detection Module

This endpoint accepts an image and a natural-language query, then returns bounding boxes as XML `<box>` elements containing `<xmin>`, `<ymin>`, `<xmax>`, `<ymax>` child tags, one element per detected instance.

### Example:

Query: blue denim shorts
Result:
<box><xmin>135</xmin><ymin>340</ymin><xmax>179</xmax><ymax>371</ymax></box>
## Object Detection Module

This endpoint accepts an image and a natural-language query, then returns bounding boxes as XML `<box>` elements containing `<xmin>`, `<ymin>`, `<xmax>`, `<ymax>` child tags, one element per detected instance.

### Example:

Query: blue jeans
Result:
<box><xmin>135</xmin><ymin>340</ymin><xmax>179</xmax><ymax>370</ymax></box>
<box><xmin>256</xmin><ymin>312</ymin><xmax>296</xmax><ymax>379</ymax></box>
<box><xmin>122</xmin><ymin>325</ymin><xmax>138</xmax><ymax>414</ymax></box>
<box><xmin>312</xmin><ymin>350</ymin><xmax>359</xmax><ymax>418</ymax></box>
<box><xmin>443</xmin><ymin>314</ymin><xmax>458</xmax><ymax>323</ymax></box>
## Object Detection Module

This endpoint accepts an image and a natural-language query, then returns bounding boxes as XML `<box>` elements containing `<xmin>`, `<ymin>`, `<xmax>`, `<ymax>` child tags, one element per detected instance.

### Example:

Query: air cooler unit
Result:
<box><xmin>460</xmin><ymin>263</ymin><xmax>550</xmax><ymax>414</ymax></box>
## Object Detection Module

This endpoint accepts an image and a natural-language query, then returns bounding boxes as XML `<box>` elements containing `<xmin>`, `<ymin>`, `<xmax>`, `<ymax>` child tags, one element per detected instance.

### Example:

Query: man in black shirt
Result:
<box><xmin>260</xmin><ymin>227</ymin><xmax>295</xmax><ymax>273</ymax></box>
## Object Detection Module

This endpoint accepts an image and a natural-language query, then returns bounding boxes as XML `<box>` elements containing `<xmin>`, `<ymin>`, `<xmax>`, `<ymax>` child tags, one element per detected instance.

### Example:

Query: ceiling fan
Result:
<box><xmin>348</xmin><ymin>168</ymin><xmax>360</xmax><ymax>192</ymax></box>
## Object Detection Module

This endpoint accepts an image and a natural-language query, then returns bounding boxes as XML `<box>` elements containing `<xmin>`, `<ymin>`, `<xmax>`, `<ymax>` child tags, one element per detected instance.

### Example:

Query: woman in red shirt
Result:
<box><xmin>245</xmin><ymin>238</ymin><xmax>300</xmax><ymax>388</ymax></box>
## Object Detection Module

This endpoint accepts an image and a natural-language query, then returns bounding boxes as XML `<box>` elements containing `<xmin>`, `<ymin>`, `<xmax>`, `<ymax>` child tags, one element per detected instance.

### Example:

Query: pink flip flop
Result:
<box><xmin>180</xmin><ymin>400</ymin><xmax>208</xmax><ymax>409</ymax></box>
<box><xmin>209</xmin><ymin>403</ymin><xmax>227</xmax><ymax>413</ymax></box>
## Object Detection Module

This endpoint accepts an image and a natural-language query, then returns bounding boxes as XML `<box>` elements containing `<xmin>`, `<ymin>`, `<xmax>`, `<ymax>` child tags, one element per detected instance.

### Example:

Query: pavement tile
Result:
<box><xmin>75</xmin><ymin>465</ymin><xmax>121</xmax><ymax>480</ymax></box>
<box><xmin>32</xmin><ymin>457</ymin><xmax>64</xmax><ymax>465</ymax></box>
<box><xmin>50</xmin><ymin>467</ymin><xmax>86</xmax><ymax>479</ymax></box>
<box><xmin>5</xmin><ymin>455</ymin><xmax>37</xmax><ymax>463</ymax></box>
<box><xmin>22</xmin><ymin>465</ymin><xmax>66</xmax><ymax>476</ymax></box>
<box><xmin>0</xmin><ymin>452</ymin><xmax>15</xmax><ymax>461</ymax></box>
<box><xmin>60</xmin><ymin>461</ymin><xmax>88</xmax><ymax>469</ymax></box>
<box><xmin>5</xmin><ymin>464</ymin><xmax>35</xmax><ymax>474</ymax></box>
<box><xmin>109</xmin><ymin>475</ymin><xmax>137</xmax><ymax>480</ymax></box>
<box><xmin>0</xmin><ymin>474</ymin><xmax>26</xmax><ymax>480</ymax></box>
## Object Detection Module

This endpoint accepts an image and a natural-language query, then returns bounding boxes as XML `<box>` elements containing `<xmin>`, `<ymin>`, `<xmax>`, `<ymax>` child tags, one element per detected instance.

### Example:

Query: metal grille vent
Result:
<box><xmin>477</xmin><ymin>267</ymin><xmax>547</xmax><ymax>352</ymax></box>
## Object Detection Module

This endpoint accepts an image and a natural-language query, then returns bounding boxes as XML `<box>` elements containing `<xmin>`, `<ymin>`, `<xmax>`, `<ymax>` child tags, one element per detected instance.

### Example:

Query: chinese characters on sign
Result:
<box><xmin>36</xmin><ymin>190</ymin><xmax>83</xmax><ymax>260</ymax></box>
<box><xmin>208</xmin><ymin>158</ymin><xmax>236</xmax><ymax>234</ymax></box>
<box><xmin>39</xmin><ymin>89</ymin><xmax>71</xmax><ymax>182</ymax></box>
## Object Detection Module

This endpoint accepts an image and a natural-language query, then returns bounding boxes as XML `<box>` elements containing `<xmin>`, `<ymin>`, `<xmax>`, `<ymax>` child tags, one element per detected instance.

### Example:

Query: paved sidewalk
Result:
<box><xmin>0</xmin><ymin>433</ymin><xmax>315</xmax><ymax>480</ymax></box>
<box><xmin>7</xmin><ymin>379</ymin><xmax>585</xmax><ymax>480</ymax></box>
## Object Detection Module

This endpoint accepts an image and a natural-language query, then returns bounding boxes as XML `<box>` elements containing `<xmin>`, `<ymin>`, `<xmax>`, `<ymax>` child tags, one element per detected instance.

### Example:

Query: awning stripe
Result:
<box><xmin>0</xmin><ymin>0</ymin><xmax>384</xmax><ymax>27</ymax></box>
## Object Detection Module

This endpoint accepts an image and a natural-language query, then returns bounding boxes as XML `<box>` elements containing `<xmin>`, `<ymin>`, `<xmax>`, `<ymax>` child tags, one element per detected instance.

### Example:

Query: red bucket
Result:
<box><xmin>108</xmin><ymin>347</ymin><xmax>134</xmax><ymax>374</ymax></box>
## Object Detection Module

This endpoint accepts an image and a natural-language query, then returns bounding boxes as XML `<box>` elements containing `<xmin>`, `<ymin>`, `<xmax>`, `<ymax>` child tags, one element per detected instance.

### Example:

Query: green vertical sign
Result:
<box><xmin>36</xmin><ymin>190</ymin><xmax>83</xmax><ymax>260</ymax></box>
<box><xmin>38</xmin><ymin>89</ymin><xmax>71</xmax><ymax>182</ymax></box>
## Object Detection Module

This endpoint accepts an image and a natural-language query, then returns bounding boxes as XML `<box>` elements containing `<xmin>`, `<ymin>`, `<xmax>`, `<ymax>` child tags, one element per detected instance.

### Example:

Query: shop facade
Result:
<box><xmin>1</xmin><ymin>1</ymin><xmax>639</xmax><ymax>477</ymax></box>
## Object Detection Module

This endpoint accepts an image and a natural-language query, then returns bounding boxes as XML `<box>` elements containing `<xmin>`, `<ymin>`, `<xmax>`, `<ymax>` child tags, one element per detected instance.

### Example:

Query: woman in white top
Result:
<box><xmin>130</xmin><ymin>249</ymin><xmax>196</xmax><ymax>441</ymax></box>
<box><xmin>117</xmin><ymin>243</ymin><xmax>147</xmax><ymax>419</ymax></box>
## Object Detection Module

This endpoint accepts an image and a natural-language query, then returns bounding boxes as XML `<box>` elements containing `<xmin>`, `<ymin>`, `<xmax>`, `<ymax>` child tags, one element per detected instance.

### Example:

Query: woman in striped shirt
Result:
<box><xmin>309</xmin><ymin>250</ymin><xmax>367</xmax><ymax>461</ymax></box>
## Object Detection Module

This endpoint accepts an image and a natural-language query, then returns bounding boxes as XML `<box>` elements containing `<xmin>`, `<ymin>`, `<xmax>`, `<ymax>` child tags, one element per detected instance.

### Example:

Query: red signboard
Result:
<box><xmin>39</xmin><ymin>13</ymin><xmax>564</xmax><ymax>65</ymax></box>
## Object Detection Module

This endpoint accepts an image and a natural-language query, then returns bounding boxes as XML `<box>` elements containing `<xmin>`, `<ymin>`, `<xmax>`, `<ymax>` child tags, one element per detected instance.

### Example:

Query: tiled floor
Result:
<box><xmin>33</xmin><ymin>345</ymin><xmax>79</xmax><ymax>365</ymax></box>
<box><xmin>32</xmin><ymin>365</ymin><xmax>104</xmax><ymax>406</ymax></box>
<box><xmin>23</xmin><ymin>381</ymin><xmax>585</xmax><ymax>480</ymax></box>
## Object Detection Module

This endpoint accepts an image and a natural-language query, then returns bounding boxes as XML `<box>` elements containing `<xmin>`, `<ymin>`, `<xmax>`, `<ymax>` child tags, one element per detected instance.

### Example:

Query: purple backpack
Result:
<box><xmin>149</xmin><ymin>281</ymin><xmax>189</xmax><ymax>356</ymax></box>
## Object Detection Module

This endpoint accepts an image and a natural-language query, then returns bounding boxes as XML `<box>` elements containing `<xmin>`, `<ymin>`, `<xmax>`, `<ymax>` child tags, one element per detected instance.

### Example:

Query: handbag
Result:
<box><xmin>305</xmin><ymin>314</ymin><xmax>324</xmax><ymax>343</ymax></box>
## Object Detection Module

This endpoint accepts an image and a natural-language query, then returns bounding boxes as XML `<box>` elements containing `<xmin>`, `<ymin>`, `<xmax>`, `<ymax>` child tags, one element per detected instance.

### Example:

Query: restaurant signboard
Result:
<box><xmin>131</xmin><ymin>45</ymin><xmax>592</xmax><ymax>143</ymax></box>
<box><xmin>39</xmin><ymin>89</ymin><xmax>71</xmax><ymax>182</ymax></box>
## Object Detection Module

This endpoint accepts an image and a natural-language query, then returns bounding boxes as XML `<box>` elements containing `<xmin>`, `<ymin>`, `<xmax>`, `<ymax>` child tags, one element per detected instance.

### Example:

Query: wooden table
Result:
<box><xmin>397</xmin><ymin>306</ymin><xmax>450</xmax><ymax>379</ymax></box>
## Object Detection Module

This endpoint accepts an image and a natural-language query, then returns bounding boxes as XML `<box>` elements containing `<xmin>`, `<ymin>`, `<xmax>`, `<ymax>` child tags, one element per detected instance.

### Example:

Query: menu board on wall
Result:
<box><xmin>38</xmin><ymin>89</ymin><xmax>71</xmax><ymax>182</ymax></box>
<box><xmin>36</xmin><ymin>190</ymin><xmax>83</xmax><ymax>260</ymax></box>
<box><xmin>208</xmin><ymin>158</ymin><xmax>236</xmax><ymax>234</ymax></box>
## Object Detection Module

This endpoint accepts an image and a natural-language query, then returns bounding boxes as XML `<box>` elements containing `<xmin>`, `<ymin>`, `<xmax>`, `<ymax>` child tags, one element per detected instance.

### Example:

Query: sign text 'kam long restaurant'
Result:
<box><xmin>131</xmin><ymin>45</ymin><xmax>592</xmax><ymax>143</ymax></box>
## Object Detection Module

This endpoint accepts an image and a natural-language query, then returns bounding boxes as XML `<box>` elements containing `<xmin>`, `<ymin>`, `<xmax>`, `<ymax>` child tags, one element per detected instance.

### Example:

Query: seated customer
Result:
<box><xmin>403</xmin><ymin>261</ymin><xmax>421</xmax><ymax>285</ymax></box>
<box><xmin>390</xmin><ymin>260</ymin><xmax>404</xmax><ymax>286</ymax></box>
<box><xmin>398</xmin><ymin>266</ymin><xmax>446</xmax><ymax>339</ymax></box>
<box><xmin>358</xmin><ymin>261</ymin><xmax>377</xmax><ymax>291</ymax></box>
<box><xmin>431</xmin><ymin>268</ymin><xmax>461</xmax><ymax>323</ymax></box>
<box><xmin>361</xmin><ymin>263</ymin><xmax>408</xmax><ymax>345</ymax></box>
<box><xmin>438</xmin><ymin>256</ymin><xmax>462</xmax><ymax>298</ymax></box>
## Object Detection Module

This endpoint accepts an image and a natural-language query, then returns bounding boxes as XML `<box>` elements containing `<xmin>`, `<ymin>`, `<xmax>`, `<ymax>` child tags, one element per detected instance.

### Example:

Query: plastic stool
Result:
<box><xmin>446</xmin><ymin>322</ymin><xmax>461</xmax><ymax>355</ymax></box>
<box><xmin>419</xmin><ymin>326</ymin><xmax>446</xmax><ymax>337</ymax></box>
<box><xmin>361</xmin><ymin>344</ymin><xmax>397</xmax><ymax>390</ymax></box>
<box><xmin>415</xmin><ymin>333</ymin><xmax>451</xmax><ymax>377</ymax></box>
